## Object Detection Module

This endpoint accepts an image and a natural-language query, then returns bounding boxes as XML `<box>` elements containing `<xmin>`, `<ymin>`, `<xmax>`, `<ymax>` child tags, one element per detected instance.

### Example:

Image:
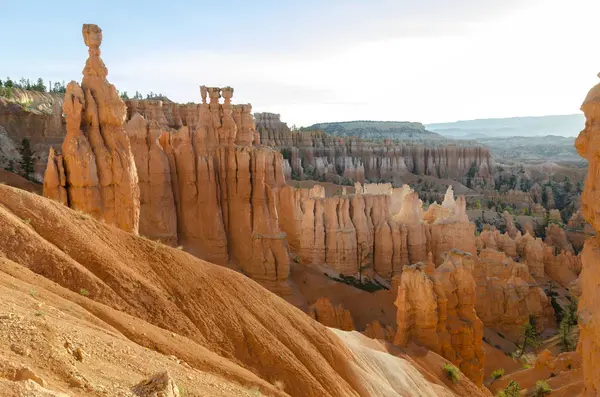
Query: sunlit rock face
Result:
<box><xmin>43</xmin><ymin>24</ymin><xmax>140</xmax><ymax>234</ymax></box>
<box><xmin>394</xmin><ymin>250</ymin><xmax>485</xmax><ymax>386</ymax></box>
<box><xmin>575</xmin><ymin>72</ymin><xmax>600</xmax><ymax>396</ymax></box>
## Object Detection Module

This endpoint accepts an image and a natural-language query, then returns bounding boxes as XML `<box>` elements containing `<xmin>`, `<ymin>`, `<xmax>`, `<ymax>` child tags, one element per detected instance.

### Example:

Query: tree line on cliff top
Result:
<box><xmin>0</xmin><ymin>78</ymin><xmax>170</xmax><ymax>103</ymax></box>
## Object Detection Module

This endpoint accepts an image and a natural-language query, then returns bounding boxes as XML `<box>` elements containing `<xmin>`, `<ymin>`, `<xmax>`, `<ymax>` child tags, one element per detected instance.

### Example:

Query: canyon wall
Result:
<box><xmin>575</xmin><ymin>73</ymin><xmax>600</xmax><ymax>396</ymax></box>
<box><xmin>122</xmin><ymin>88</ymin><xmax>290</xmax><ymax>290</ymax></box>
<box><xmin>255</xmin><ymin>113</ymin><xmax>494</xmax><ymax>186</ymax></box>
<box><xmin>0</xmin><ymin>89</ymin><xmax>65</xmax><ymax>180</ymax></box>
<box><xmin>277</xmin><ymin>183</ymin><xmax>477</xmax><ymax>280</ymax></box>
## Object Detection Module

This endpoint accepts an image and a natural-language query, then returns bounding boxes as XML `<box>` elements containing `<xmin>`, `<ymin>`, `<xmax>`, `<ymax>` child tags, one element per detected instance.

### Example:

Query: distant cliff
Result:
<box><xmin>0</xmin><ymin>88</ymin><xmax>65</xmax><ymax>179</ymax></box>
<box><xmin>255</xmin><ymin>113</ymin><xmax>494</xmax><ymax>187</ymax></box>
<box><xmin>306</xmin><ymin>120</ymin><xmax>444</xmax><ymax>141</ymax></box>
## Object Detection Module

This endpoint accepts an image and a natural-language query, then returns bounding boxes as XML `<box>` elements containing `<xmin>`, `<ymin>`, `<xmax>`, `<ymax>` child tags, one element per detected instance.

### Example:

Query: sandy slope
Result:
<box><xmin>0</xmin><ymin>184</ymin><xmax>491</xmax><ymax>396</ymax></box>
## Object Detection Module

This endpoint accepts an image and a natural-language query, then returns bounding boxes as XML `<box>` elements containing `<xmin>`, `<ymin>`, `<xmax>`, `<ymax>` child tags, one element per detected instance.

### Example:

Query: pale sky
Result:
<box><xmin>2</xmin><ymin>0</ymin><xmax>599</xmax><ymax>127</ymax></box>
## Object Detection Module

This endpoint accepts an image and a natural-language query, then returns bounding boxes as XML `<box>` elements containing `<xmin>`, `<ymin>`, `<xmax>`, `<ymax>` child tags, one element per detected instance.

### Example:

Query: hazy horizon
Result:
<box><xmin>2</xmin><ymin>0</ymin><xmax>599</xmax><ymax>127</ymax></box>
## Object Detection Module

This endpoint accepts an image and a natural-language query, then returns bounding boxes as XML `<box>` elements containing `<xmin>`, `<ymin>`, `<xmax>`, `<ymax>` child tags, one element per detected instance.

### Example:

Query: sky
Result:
<box><xmin>2</xmin><ymin>0</ymin><xmax>600</xmax><ymax>127</ymax></box>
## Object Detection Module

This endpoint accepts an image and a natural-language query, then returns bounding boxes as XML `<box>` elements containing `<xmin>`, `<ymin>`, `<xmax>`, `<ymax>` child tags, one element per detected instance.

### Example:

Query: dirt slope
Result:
<box><xmin>0</xmin><ymin>184</ymin><xmax>490</xmax><ymax>396</ymax></box>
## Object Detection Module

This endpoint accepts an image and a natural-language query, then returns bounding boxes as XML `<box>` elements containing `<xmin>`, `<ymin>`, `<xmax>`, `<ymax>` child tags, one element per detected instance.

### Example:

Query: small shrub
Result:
<box><xmin>22</xmin><ymin>218</ymin><xmax>32</xmax><ymax>225</ymax></box>
<box><xmin>443</xmin><ymin>363</ymin><xmax>460</xmax><ymax>383</ymax></box>
<box><xmin>491</xmin><ymin>368</ymin><xmax>505</xmax><ymax>380</ymax></box>
<box><xmin>498</xmin><ymin>332</ymin><xmax>505</xmax><ymax>339</ymax></box>
<box><xmin>533</xmin><ymin>380</ymin><xmax>552</xmax><ymax>396</ymax></box>
<box><xmin>79</xmin><ymin>288</ymin><xmax>89</xmax><ymax>297</ymax></box>
<box><xmin>523</xmin><ymin>363</ymin><xmax>532</xmax><ymax>369</ymax></box>
<box><xmin>497</xmin><ymin>380</ymin><xmax>520</xmax><ymax>397</ymax></box>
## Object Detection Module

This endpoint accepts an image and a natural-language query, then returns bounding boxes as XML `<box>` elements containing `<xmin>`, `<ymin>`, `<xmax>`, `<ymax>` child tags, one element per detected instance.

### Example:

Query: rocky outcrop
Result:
<box><xmin>516</xmin><ymin>232</ymin><xmax>546</xmax><ymax>278</ymax></box>
<box><xmin>308</xmin><ymin>297</ymin><xmax>354</xmax><ymax>331</ymax></box>
<box><xmin>132</xmin><ymin>371</ymin><xmax>180</xmax><ymax>397</ymax></box>
<box><xmin>544</xmin><ymin>223</ymin><xmax>575</xmax><ymax>254</ymax></box>
<box><xmin>363</xmin><ymin>320</ymin><xmax>395</xmax><ymax>343</ymax></box>
<box><xmin>474</xmin><ymin>249</ymin><xmax>554</xmax><ymax>341</ymax></box>
<box><xmin>125</xmin><ymin>87</ymin><xmax>289</xmax><ymax>289</ymax></box>
<box><xmin>42</xmin><ymin>24</ymin><xmax>140</xmax><ymax>234</ymax></box>
<box><xmin>394</xmin><ymin>250</ymin><xmax>485</xmax><ymax>386</ymax></box>
<box><xmin>254</xmin><ymin>115</ymin><xmax>494</xmax><ymax>186</ymax></box>
<box><xmin>254</xmin><ymin>112</ymin><xmax>293</xmax><ymax>147</ymax></box>
<box><xmin>277</xmin><ymin>183</ymin><xmax>478</xmax><ymax>280</ymax></box>
<box><xmin>544</xmin><ymin>249</ymin><xmax>581</xmax><ymax>288</ymax></box>
<box><xmin>575</xmin><ymin>72</ymin><xmax>600</xmax><ymax>396</ymax></box>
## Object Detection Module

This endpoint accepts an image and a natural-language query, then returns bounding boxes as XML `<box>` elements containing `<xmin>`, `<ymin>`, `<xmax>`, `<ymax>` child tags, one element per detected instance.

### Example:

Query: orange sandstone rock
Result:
<box><xmin>309</xmin><ymin>298</ymin><xmax>354</xmax><ymax>331</ymax></box>
<box><xmin>43</xmin><ymin>24</ymin><xmax>140</xmax><ymax>234</ymax></box>
<box><xmin>575</xmin><ymin>72</ymin><xmax>600</xmax><ymax>396</ymax></box>
<box><xmin>474</xmin><ymin>249</ymin><xmax>554</xmax><ymax>341</ymax></box>
<box><xmin>394</xmin><ymin>250</ymin><xmax>485</xmax><ymax>386</ymax></box>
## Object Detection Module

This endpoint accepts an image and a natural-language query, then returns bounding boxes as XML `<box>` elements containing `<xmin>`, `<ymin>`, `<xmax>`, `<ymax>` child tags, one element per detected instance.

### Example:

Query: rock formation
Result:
<box><xmin>575</xmin><ymin>72</ymin><xmax>600</xmax><ymax>396</ymax></box>
<box><xmin>125</xmin><ymin>114</ymin><xmax>177</xmax><ymax>244</ymax></box>
<box><xmin>394</xmin><ymin>250</ymin><xmax>485</xmax><ymax>386</ymax></box>
<box><xmin>125</xmin><ymin>86</ymin><xmax>289</xmax><ymax>290</ymax></box>
<box><xmin>277</xmin><ymin>183</ymin><xmax>479</xmax><ymax>281</ymax></box>
<box><xmin>43</xmin><ymin>24</ymin><xmax>140</xmax><ymax>234</ymax></box>
<box><xmin>474</xmin><ymin>248</ymin><xmax>554</xmax><ymax>341</ymax></box>
<box><xmin>0</xmin><ymin>88</ymin><xmax>65</xmax><ymax>180</ymax></box>
<box><xmin>308</xmin><ymin>298</ymin><xmax>354</xmax><ymax>331</ymax></box>
<box><xmin>363</xmin><ymin>320</ymin><xmax>395</xmax><ymax>343</ymax></box>
<box><xmin>254</xmin><ymin>115</ymin><xmax>494</xmax><ymax>186</ymax></box>
<box><xmin>544</xmin><ymin>223</ymin><xmax>575</xmax><ymax>254</ymax></box>
<box><xmin>132</xmin><ymin>371</ymin><xmax>180</xmax><ymax>397</ymax></box>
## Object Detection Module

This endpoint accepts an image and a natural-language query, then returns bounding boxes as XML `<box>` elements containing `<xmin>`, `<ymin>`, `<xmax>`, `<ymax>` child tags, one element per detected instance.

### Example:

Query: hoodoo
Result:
<box><xmin>43</xmin><ymin>24</ymin><xmax>140</xmax><ymax>233</ymax></box>
<box><xmin>575</xmin><ymin>72</ymin><xmax>600</xmax><ymax>396</ymax></box>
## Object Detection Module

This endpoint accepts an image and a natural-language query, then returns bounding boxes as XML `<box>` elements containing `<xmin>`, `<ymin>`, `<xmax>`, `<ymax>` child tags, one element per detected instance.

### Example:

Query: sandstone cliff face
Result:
<box><xmin>43</xmin><ymin>24</ymin><xmax>140</xmax><ymax>234</ymax></box>
<box><xmin>0</xmin><ymin>88</ymin><xmax>65</xmax><ymax>180</ymax></box>
<box><xmin>394</xmin><ymin>250</ymin><xmax>485</xmax><ymax>386</ymax></box>
<box><xmin>477</xmin><ymin>227</ymin><xmax>582</xmax><ymax>287</ymax></box>
<box><xmin>474</xmin><ymin>249</ymin><xmax>554</xmax><ymax>341</ymax></box>
<box><xmin>277</xmin><ymin>184</ymin><xmax>478</xmax><ymax>282</ymax></box>
<box><xmin>124</xmin><ymin>87</ymin><xmax>289</xmax><ymax>289</ymax></box>
<box><xmin>254</xmin><ymin>115</ymin><xmax>494</xmax><ymax>186</ymax></box>
<box><xmin>575</xmin><ymin>72</ymin><xmax>600</xmax><ymax>396</ymax></box>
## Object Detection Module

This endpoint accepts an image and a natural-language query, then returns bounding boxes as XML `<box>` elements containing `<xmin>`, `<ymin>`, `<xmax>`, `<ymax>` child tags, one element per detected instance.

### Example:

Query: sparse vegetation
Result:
<box><xmin>443</xmin><ymin>363</ymin><xmax>460</xmax><ymax>383</ymax></box>
<box><xmin>491</xmin><ymin>368</ymin><xmax>505</xmax><ymax>380</ymax></box>
<box><xmin>325</xmin><ymin>273</ymin><xmax>388</xmax><ymax>293</ymax></box>
<box><xmin>17</xmin><ymin>138</ymin><xmax>37</xmax><ymax>180</ymax></box>
<box><xmin>357</xmin><ymin>243</ymin><xmax>372</xmax><ymax>283</ymax></box>
<box><xmin>518</xmin><ymin>315</ymin><xmax>540</xmax><ymax>357</ymax></box>
<box><xmin>79</xmin><ymin>288</ymin><xmax>90</xmax><ymax>297</ymax></box>
<box><xmin>559</xmin><ymin>297</ymin><xmax>578</xmax><ymax>352</ymax></box>
<box><xmin>532</xmin><ymin>380</ymin><xmax>552</xmax><ymax>396</ymax></box>
<box><xmin>496</xmin><ymin>381</ymin><xmax>520</xmax><ymax>397</ymax></box>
